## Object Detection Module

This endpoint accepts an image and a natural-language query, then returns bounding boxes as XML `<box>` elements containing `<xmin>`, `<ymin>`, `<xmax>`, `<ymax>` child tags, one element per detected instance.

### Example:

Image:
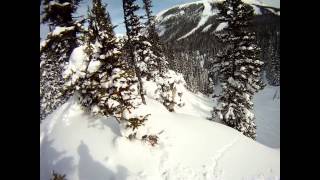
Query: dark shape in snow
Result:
<box><xmin>77</xmin><ymin>141</ymin><xmax>129</xmax><ymax>180</ymax></box>
<box><xmin>40</xmin><ymin>137</ymin><xmax>75</xmax><ymax>180</ymax></box>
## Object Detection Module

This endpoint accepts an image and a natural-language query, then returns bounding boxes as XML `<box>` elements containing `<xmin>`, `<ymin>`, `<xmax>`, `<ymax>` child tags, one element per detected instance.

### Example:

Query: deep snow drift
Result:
<box><xmin>40</xmin><ymin>80</ymin><xmax>280</xmax><ymax>180</ymax></box>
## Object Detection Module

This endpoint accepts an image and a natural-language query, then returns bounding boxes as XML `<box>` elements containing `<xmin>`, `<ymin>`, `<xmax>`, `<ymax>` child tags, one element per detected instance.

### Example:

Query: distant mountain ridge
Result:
<box><xmin>155</xmin><ymin>0</ymin><xmax>280</xmax><ymax>42</ymax></box>
<box><xmin>154</xmin><ymin>0</ymin><xmax>280</xmax><ymax>93</ymax></box>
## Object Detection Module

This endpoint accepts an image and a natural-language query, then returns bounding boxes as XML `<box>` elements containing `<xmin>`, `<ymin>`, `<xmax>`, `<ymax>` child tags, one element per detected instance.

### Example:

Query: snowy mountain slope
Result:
<box><xmin>41</xmin><ymin>81</ymin><xmax>280</xmax><ymax>180</ymax></box>
<box><xmin>155</xmin><ymin>0</ymin><xmax>280</xmax><ymax>42</ymax></box>
<box><xmin>177</xmin><ymin>0</ymin><xmax>219</xmax><ymax>40</ymax></box>
<box><xmin>254</xmin><ymin>86</ymin><xmax>280</xmax><ymax>148</ymax></box>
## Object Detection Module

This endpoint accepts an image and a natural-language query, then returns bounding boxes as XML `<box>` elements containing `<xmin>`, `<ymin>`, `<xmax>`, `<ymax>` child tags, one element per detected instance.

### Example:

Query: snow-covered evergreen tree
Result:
<box><xmin>63</xmin><ymin>0</ymin><xmax>139</xmax><ymax>122</ymax></box>
<box><xmin>155</xmin><ymin>70</ymin><xmax>186</xmax><ymax>111</ymax></box>
<box><xmin>41</xmin><ymin>0</ymin><xmax>82</xmax><ymax>29</ymax></box>
<box><xmin>142</xmin><ymin>0</ymin><xmax>167</xmax><ymax>76</ymax></box>
<box><xmin>123</xmin><ymin>0</ymin><xmax>164</xmax><ymax>105</ymax></box>
<box><xmin>40</xmin><ymin>0</ymin><xmax>83</xmax><ymax>121</ymax></box>
<box><xmin>212</xmin><ymin>0</ymin><xmax>265</xmax><ymax>139</ymax></box>
<box><xmin>142</xmin><ymin>0</ymin><xmax>186</xmax><ymax>111</ymax></box>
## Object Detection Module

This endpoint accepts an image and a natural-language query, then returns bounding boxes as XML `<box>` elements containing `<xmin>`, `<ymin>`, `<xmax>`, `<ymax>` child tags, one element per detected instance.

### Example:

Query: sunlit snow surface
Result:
<box><xmin>40</xmin><ymin>80</ymin><xmax>280</xmax><ymax>180</ymax></box>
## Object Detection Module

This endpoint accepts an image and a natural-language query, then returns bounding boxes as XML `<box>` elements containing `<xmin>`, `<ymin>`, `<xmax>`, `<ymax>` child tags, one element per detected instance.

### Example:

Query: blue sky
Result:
<box><xmin>40</xmin><ymin>0</ymin><xmax>279</xmax><ymax>39</ymax></box>
<box><xmin>78</xmin><ymin>0</ymin><xmax>198</xmax><ymax>35</ymax></box>
<box><xmin>41</xmin><ymin>0</ymin><xmax>198</xmax><ymax>38</ymax></box>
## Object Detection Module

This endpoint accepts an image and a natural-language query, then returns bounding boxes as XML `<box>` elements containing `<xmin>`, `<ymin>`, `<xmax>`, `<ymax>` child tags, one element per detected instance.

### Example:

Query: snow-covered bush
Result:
<box><xmin>154</xmin><ymin>70</ymin><xmax>186</xmax><ymax>111</ymax></box>
<box><xmin>50</xmin><ymin>171</ymin><xmax>67</xmax><ymax>180</ymax></box>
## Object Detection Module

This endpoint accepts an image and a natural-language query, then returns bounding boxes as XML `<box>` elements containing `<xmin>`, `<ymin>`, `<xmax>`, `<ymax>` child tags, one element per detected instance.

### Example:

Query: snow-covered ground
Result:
<box><xmin>254</xmin><ymin>86</ymin><xmax>280</xmax><ymax>148</ymax></box>
<box><xmin>40</xmin><ymin>81</ymin><xmax>280</xmax><ymax>180</ymax></box>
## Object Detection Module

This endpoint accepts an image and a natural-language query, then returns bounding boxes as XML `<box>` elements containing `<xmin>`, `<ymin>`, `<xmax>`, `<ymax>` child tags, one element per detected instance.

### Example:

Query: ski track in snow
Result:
<box><xmin>156</xmin><ymin>133</ymin><xmax>240</xmax><ymax>180</ymax></box>
<box><xmin>211</xmin><ymin>135</ymin><xmax>240</xmax><ymax>178</ymax></box>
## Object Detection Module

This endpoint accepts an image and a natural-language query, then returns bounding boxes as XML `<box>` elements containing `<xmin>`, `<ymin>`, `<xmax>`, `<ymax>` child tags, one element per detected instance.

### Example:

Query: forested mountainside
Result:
<box><xmin>156</xmin><ymin>1</ymin><xmax>280</xmax><ymax>94</ymax></box>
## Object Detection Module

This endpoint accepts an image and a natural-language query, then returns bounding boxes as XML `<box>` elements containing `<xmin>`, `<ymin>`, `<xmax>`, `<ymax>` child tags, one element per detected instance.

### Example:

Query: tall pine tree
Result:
<box><xmin>142</xmin><ymin>0</ymin><xmax>185</xmax><ymax>112</ymax></box>
<box><xmin>40</xmin><ymin>0</ymin><xmax>83</xmax><ymax>121</ymax></box>
<box><xmin>123</xmin><ymin>0</ymin><xmax>165</xmax><ymax>105</ymax></box>
<box><xmin>122</xmin><ymin>0</ymin><xmax>145</xmax><ymax>104</ymax></box>
<box><xmin>212</xmin><ymin>0</ymin><xmax>265</xmax><ymax>139</ymax></box>
<box><xmin>142</xmin><ymin>0</ymin><xmax>167</xmax><ymax>75</ymax></box>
